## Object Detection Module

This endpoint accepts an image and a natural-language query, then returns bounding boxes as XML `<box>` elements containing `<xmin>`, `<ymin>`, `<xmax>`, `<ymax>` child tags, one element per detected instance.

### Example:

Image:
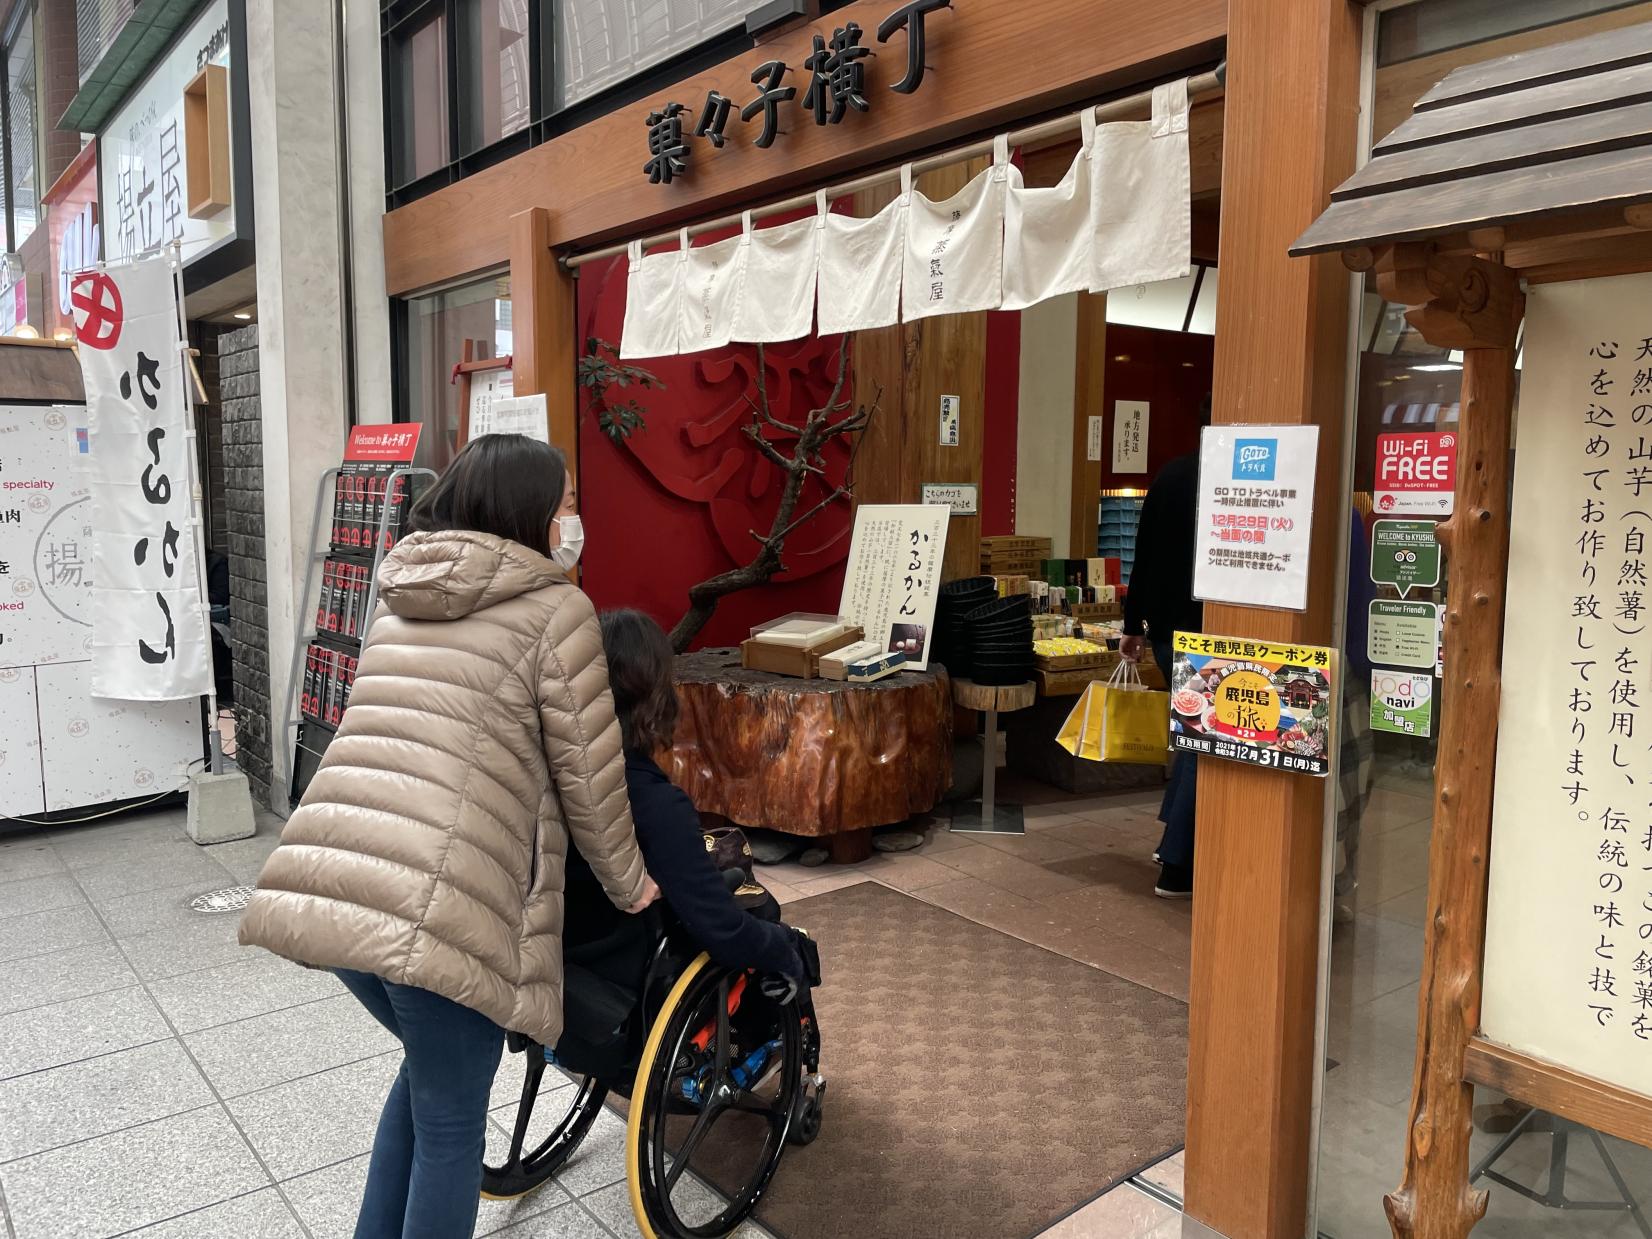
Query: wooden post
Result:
<box><xmin>1366</xmin><ymin>250</ymin><xmax>1523</xmax><ymax>1239</ymax></box>
<box><xmin>1181</xmin><ymin>2</ymin><xmax>1360</xmax><ymax>1236</ymax></box>
<box><xmin>509</xmin><ymin>206</ymin><xmax>578</xmax><ymax>464</ymax></box>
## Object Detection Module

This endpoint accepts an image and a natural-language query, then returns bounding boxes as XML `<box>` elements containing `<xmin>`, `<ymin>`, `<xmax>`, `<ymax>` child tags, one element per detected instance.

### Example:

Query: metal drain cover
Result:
<box><xmin>190</xmin><ymin>885</ymin><xmax>257</xmax><ymax>914</ymax></box>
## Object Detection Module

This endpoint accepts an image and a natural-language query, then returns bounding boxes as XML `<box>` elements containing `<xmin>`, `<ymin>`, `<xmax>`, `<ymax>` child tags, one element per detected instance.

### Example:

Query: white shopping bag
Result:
<box><xmin>902</xmin><ymin>134</ymin><xmax>1011</xmax><ymax>322</ymax></box>
<box><xmin>678</xmin><ymin>228</ymin><xmax>744</xmax><ymax>355</ymax></box>
<box><xmin>1002</xmin><ymin>111</ymin><xmax>1096</xmax><ymax>312</ymax></box>
<box><xmin>620</xmin><ymin>239</ymin><xmax>683</xmax><ymax>359</ymax></box>
<box><xmin>818</xmin><ymin>187</ymin><xmax>907</xmax><ymax>334</ymax></box>
<box><xmin>731</xmin><ymin>207</ymin><xmax>820</xmax><ymax>344</ymax></box>
<box><xmin>1090</xmin><ymin>79</ymin><xmax>1192</xmax><ymax>294</ymax></box>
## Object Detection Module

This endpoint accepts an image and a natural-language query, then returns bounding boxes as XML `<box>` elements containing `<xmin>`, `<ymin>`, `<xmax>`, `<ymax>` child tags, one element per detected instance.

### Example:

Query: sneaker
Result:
<box><xmin>1154</xmin><ymin>863</ymin><xmax>1193</xmax><ymax>899</ymax></box>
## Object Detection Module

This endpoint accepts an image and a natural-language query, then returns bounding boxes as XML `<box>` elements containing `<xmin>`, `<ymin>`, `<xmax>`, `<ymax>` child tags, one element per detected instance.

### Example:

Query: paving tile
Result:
<box><xmin>0</xmin><ymin>1106</ymin><xmax>267</xmax><ymax>1239</ymax></box>
<box><xmin>95</xmin><ymin>882</ymin><xmax>230</xmax><ymax>939</ymax></box>
<box><xmin>48</xmin><ymin>822</ymin><xmax>193</xmax><ymax>871</ymax></box>
<box><xmin>227</xmin><ymin>1052</ymin><xmax>402</xmax><ymax>1179</ymax></box>
<box><xmin>916</xmin><ymin>875</ymin><xmax>1046</xmax><ymax>926</ymax></box>
<box><xmin>0</xmin><ymin>904</ymin><xmax>107</xmax><ymax>964</ymax></box>
<box><xmin>1040</xmin><ymin>924</ymin><xmax>1191</xmax><ymax>1002</ymax></box>
<box><xmin>0</xmin><ymin>835</ymin><xmax>63</xmax><ymax>885</ymax></box>
<box><xmin>933</xmin><ymin>844</ymin><xmax>1088</xmax><ymax>899</ymax></box>
<box><xmin>184</xmin><ymin>993</ymin><xmax>400</xmax><ymax>1098</ymax></box>
<box><xmin>488</xmin><ymin>1054</ymin><xmax>577</xmax><ymax>1117</ymax></box>
<box><xmin>763</xmin><ymin>878</ymin><xmax>805</xmax><ymax>905</ymax></box>
<box><xmin>0</xmin><ymin>1039</ymin><xmax>215</xmax><ymax>1162</ymax></box>
<box><xmin>0</xmin><ymin>873</ymin><xmax>85</xmax><ymax>921</ymax></box>
<box><xmin>552</xmin><ymin>1107</ymin><xmax>630</xmax><ymax>1197</ymax></box>
<box><xmin>786</xmin><ymin>871</ymin><xmax>872</xmax><ymax>899</ymax></box>
<box><xmin>486</xmin><ymin>1201</ymin><xmax>612</xmax><ymax>1238</ymax></box>
<box><xmin>1034</xmin><ymin>1182</ymin><xmax>1180</xmax><ymax>1238</ymax></box>
<box><xmin>968</xmin><ymin>828</ymin><xmax>1093</xmax><ymax>864</ymax></box>
<box><xmin>148</xmin><ymin>952</ymin><xmax>342</xmax><ymax>1034</ymax></box>
<box><xmin>284</xmin><ymin>1152</ymin><xmax>567</xmax><ymax>1239</ymax></box>
<box><xmin>122</xmin><ymin>1188</ymin><xmax>306</xmax><ymax>1237</ymax></box>
<box><xmin>850</xmin><ymin>851</ymin><xmax>959</xmax><ymax>892</ymax></box>
<box><xmin>910</xmin><ymin>823</ymin><xmax>975</xmax><ymax>853</ymax></box>
<box><xmin>73</xmin><ymin>847</ymin><xmax>237</xmax><ymax>904</ymax></box>
<box><xmin>0</xmin><ymin>941</ymin><xmax>136</xmax><ymax>1018</ymax></box>
<box><xmin>1137</xmin><ymin>1148</ymin><xmax>1185</xmax><ymax>1199</ymax></box>
<box><xmin>0</xmin><ymin>985</ymin><xmax>171</xmax><ymax>1081</ymax></box>
<box><xmin>117</xmin><ymin>917</ymin><xmax>254</xmax><ymax>982</ymax></box>
<box><xmin>201</xmin><ymin>829</ymin><xmax>284</xmax><ymax>886</ymax></box>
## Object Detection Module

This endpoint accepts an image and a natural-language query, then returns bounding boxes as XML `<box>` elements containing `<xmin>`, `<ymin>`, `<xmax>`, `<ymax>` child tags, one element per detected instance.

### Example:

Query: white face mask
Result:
<box><xmin>551</xmin><ymin>514</ymin><xmax>584</xmax><ymax>571</ymax></box>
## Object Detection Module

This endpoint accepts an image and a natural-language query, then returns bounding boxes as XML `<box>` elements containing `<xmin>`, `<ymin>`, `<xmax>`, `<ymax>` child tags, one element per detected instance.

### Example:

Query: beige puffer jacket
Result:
<box><xmin>239</xmin><ymin>530</ymin><xmax>647</xmax><ymax>1045</ymax></box>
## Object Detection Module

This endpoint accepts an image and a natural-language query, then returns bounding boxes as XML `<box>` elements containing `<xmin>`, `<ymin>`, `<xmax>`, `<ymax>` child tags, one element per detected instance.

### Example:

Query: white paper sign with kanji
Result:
<box><xmin>74</xmin><ymin>256</ymin><xmax>211</xmax><ymax>701</ymax></box>
<box><xmin>1193</xmin><ymin>425</ymin><xmax>1319</xmax><ymax>612</ymax></box>
<box><xmin>838</xmin><ymin>504</ymin><xmax>950</xmax><ymax>671</ymax></box>
<box><xmin>1113</xmin><ymin>401</ymin><xmax>1149</xmax><ymax>473</ymax></box>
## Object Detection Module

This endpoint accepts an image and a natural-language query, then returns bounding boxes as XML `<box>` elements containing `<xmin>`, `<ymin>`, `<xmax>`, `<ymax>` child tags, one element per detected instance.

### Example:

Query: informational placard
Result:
<box><xmin>1368</xmin><ymin>600</ymin><xmax>1439</xmax><ymax>670</ymax></box>
<box><xmin>838</xmin><ymin>504</ymin><xmax>950</xmax><ymax>672</ymax></box>
<box><xmin>1168</xmin><ymin>632</ymin><xmax>1336</xmax><ymax>776</ymax></box>
<box><xmin>1193</xmin><ymin>425</ymin><xmax>1320</xmax><ymax>611</ymax></box>
<box><xmin>0</xmin><ymin>403</ymin><xmax>202</xmax><ymax>815</ymax></box>
<box><xmin>466</xmin><ymin>368</ymin><xmax>513</xmax><ymax>437</ymax></box>
<box><xmin>1370</xmin><ymin>667</ymin><xmax>1433</xmax><ymax>737</ymax></box>
<box><xmin>1482</xmin><ymin>272</ymin><xmax>1652</xmax><ymax>1099</ymax></box>
<box><xmin>344</xmin><ymin>425</ymin><xmax>423</xmax><ymax>463</ymax></box>
<box><xmin>468</xmin><ymin>393</ymin><xmax>548</xmax><ymax>443</ymax></box>
<box><xmin>1370</xmin><ymin>519</ymin><xmax>1441</xmax><ymax>596</ymax></box>
<box><xmin>921</xmin><ymin>483</ymin><xmax>977</xmax><ymax>516</ymax></box>
<box><xmin>939</xmin><ymin>395</ymin><xmax>961</xmax><ymax>447</ymax></box>
<box><xmin>1375</xmin><ymin>431</ymin><xmax>1457</xmax><ymax>517</ymax></box>
<box><xmin>1113</xmin><ymin>401</ymin><xmax>1149</xmax><ymax>473</ymax></box>
<box><xmin>74</xmin><ymin>257</ymin><xmax>212</xmax><ymax>702</ymax></box>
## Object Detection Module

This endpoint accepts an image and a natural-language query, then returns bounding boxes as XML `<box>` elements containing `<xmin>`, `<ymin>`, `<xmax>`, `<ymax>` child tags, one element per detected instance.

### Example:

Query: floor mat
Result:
<box><xmin>690</xmin><ymin>879</ymin><xmax>1189</xmax><ymax>1239</ymax></box>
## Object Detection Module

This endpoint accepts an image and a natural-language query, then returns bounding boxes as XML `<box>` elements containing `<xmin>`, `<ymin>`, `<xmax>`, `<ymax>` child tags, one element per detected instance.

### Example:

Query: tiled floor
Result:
<box><xmin>0</xmin><ymin>790</ymin><xmax>1189</xmax><ymax>1239</ymax></box>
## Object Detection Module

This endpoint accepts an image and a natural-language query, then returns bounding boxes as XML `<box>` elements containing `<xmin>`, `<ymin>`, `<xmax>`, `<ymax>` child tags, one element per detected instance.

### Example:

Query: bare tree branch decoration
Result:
<box><xmin>669</xmin><ymin>336</ymin><xmax>876</xmax><ymax>653</ymax></box>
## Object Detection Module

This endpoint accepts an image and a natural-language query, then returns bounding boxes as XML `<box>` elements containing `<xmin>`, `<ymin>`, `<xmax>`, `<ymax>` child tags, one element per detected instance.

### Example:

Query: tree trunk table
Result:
<box><xmin>662</xmin><ymin>649</ymin><xmax>953</xmax><ymax>863</ymax></box>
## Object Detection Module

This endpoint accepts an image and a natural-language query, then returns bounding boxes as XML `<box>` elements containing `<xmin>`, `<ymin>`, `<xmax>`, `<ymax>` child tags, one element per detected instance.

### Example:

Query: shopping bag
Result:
<box><xmin>1057</xmin><ymin>661</ymin><xmax>1169</xmax><ymax>765</ymax></box>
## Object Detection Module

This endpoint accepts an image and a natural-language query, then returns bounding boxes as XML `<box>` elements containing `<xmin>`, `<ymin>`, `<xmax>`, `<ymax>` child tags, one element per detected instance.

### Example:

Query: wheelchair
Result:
<box><xmin>481</xmin><ymin>904</ymin><xmax>825</xmax><ymax>1239</ymax></box>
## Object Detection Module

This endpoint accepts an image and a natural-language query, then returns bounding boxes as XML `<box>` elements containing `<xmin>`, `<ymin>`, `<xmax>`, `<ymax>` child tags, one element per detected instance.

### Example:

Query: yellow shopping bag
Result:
<box><xmin>1057</xmin><ymin>661</ymin><xmax>1170</xmax><ymax>765</ymax></box>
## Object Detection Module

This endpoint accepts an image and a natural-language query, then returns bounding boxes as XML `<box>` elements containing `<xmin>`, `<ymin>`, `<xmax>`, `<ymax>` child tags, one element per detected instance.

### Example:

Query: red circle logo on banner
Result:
<box><xmin>70</xmin><ymin>272</ymin><xmax>123</xmax><ymax>350</ymax></box>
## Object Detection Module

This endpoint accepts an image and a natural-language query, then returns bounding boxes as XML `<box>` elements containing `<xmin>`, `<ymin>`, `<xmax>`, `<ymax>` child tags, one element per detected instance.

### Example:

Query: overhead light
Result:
<box><xmin>233</xmin><ymin>311</ymin><xmax>252</xmax><ymax>321</ymax></box>
<box><xmin>52</xmin><ymin>326</ymin><xmax>73</xmax><ymax>342</ymax></box>
<box><xmin>12</xmin><ymin>323</ymin><xmax>39</xmax><ymax>339</ymax></box>
<box><xmin>1181</xmin><ymin>362</ymin><xmax>1195</xmax><ymax>368</ymax></box>
<box><xmin>1393</xmin><ymin>373</ymin><xmax>1412</xmax><ymax>380</ymax></box>
<box><xmin>1113</xmin><ymin>354</ymin><xmax>1131</xmax><ymax>362</ymax></box>
<box><xmin>1412</xmin><ymin>363</ymin><xmax>1461</xmax><ymax>372</ymax></box>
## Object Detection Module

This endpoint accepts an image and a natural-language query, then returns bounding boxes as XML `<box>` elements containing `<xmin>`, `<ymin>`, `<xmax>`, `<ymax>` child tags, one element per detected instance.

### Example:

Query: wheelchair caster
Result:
<box><xmin>789</xmin><ymin>1075</ymin><xmax>826</xmax><ymax>1147</ymax></box>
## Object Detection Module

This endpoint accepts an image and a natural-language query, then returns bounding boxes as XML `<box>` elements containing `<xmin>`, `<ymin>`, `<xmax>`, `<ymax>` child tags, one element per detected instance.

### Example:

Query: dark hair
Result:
<box><xmin>408</xmin><ymin>434</ymin><xmax>567</xmax><ymax>558</ymax></box>
<box><xmin>600</xmin><ymin>609</ymin><xmax>680</xmax><ymax>754</ymax></box>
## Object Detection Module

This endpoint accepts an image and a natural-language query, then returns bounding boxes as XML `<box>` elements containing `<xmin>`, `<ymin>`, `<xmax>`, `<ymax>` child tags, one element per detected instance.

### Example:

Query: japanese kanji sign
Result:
<box><xmin>837</xmin><ymin>503</ymin><xmax>950</xmax><ymax>671</ymax></box>
<box><xmin>1113</xmin><ymin>400</ymin><xmax>1149</xmax><ymax>473</ymax></box>
<box><xmin>1375</xmin><ymin>431</ymin><xmax>1457</xmax><ymax>516</ymax></box>
<box><xmin>1193</xmin><ymin>425</ymin><xmax>1320</xmax><ymax>611</ymax></box>
<box><xmin>1482</xmin><ymin>271</ymin><xmax>1652</xmax><ymax>1098</ymax></box>
<box><xmin>1168</xmin><ymin>632</ymin><xmax>1336</xmax><ymax>776</ymax></box>
<box><xmin>1370</xmin><ymin>666</ymin><xmax>1433</xmax><ymax>737</ymax></box>
<box><xmin>77</xmin><ymin>256</ymin><xmax>212</xmax><ymax>701</ymax></box>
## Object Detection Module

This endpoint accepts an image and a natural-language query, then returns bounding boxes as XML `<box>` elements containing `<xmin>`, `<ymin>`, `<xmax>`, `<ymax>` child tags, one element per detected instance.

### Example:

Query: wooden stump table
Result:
<box><xmin>950</xmin><ymin>677</ymin><xmax>1037</xmax><ymax>837</ymax></box>
<box><xmin>662</xmin><ymin>649</ymin><xmax>953</xmax><ymax>863</ymax></box>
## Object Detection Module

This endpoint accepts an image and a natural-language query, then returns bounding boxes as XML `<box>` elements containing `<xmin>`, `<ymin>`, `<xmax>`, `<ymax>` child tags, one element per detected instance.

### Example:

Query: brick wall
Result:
<box><xmin>192</xmin><ymin>322</ymin><xmax>230</xmax><ymax>555</ymax></box>
<box><xmin>38</xmin><ymin>0</ymin><xmax>80</xmax><ymax>189</ymax></box>
<box><xmin>218</xmin><ymin>325</ymin><xmax>272</xmax><ymax>801</ymax></box>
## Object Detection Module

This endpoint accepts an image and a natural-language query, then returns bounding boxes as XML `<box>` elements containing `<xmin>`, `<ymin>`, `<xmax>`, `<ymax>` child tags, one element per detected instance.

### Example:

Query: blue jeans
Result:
<box><xmin>334</xmin><ymin>969</ymin><xmax>505</xmax><ymax>1239</ymax></box>
<box><xmin>1153</xmin><ymin>641</ymin><xmax>1196</xmax><ymax>870</ymax></box>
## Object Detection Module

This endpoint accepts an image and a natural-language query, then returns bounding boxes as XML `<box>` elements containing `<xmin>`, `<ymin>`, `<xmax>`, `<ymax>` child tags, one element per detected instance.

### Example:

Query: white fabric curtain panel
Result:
<box><xmin>901</xmin><ymin>134</ymin><xmax>1011</xmax><ymax>322</ymax></box>
<box><xmin>620</xmin><ymin>239</ymin><xmax>684</xmax><ymax>359</ymax></box>
<box><xmin>1089</xmin><ymin>78</ymin><xmax>1192</xmax><ymax>294</ymax></box>
<box><xmin>730</xmin><ymin>208</ymin><xmax>821</xmax><ymax>344</ymax></box>
<box><xmin>817</xmin><ymin>187</ymin><xmax>907</xmax><ymax>335</ymax></box>
<box><xmin>1001</xmin><ymin>110</ymin><xmax>1096</xmax><ymax>312</ymax></box>
<box><xmin>678</xmin><ymin>228</ymin><xmax>744</xmax><ymax>354</ymax></box>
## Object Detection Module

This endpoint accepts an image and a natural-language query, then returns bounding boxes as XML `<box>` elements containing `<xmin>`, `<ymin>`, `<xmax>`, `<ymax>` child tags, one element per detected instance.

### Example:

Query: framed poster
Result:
<box><xmin>837</xmin><ymin>504</ymin><xmax>950</xmax><ymax>671</ymax></box>
<box><xmin>1168</xmin><ymin>632</ymin><xmax>1336</xmax><ymax>776</ymax></box>
<box><xmin>1112</xmin><ymin>401</ymin><xmax>1149</xmax><ymax>473</ymax></box>
<box><xmin>1193</xmin><ymin>425</ymin><xmax>1320</xmax><ymax>611</ymax></box>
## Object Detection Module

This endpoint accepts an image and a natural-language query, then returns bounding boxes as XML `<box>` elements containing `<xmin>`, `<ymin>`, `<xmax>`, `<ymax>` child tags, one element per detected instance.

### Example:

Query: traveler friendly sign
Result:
<box><xmin>1375</xmin><ymin>431</ymin><xmax>1457</xmax><ymax>516</ymax></box>
<box><xmin>1368</xmin><ymin>600</ymin><xmax>1438</xmax><ymax>670</ymax></box>
<box><xmin>1371</xmin><ymin>667</ymin><xmax>1433</xmax><ymax>737</ymax></box>
<box><xmin>1168</xmin><ymin>632</ymin><xmax>1336</xmax><ymax>776</ymax></box>
<box><xmin>1369</xmin><ymin>519</ymin><xmax>1440</xmax><ymax>596</ymax></box>
<box><xmin>1192</xmin><ymin>425</ymin><xmax>1319</xmax><ymax>611</ymax></box>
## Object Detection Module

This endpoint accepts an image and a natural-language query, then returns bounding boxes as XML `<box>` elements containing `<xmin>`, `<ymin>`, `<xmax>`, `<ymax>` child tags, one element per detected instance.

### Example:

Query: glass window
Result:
<box><xmin>459</xmin><ymin>0</ymin><xmax>532</xmax><ymax>152</ymax></box>
<box><xmin>401</xmin><ymin>272</ymin><xmax>512</xmax><ymax>472</ymax></box>
<box><xmin>551</xmin><ymin>0</ymin><xmax>749</xmax><ymax>110</ymax></box>
<box><xmin>389</xmin><ymin>7</ymin><xmax>450</xmax><ymax>187</ymax></box>
<box><xmin>7</xmin><ymin>6</ymin><xmax>38</xmax><ymax>249</ymax></box>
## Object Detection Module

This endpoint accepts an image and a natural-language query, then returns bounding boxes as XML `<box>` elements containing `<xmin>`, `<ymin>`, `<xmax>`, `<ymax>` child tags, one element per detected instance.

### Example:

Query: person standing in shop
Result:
<box><xmin>1120</xmin><ymin>395</ymin><xmax>1210</xmax><ymax>899</ymax></box>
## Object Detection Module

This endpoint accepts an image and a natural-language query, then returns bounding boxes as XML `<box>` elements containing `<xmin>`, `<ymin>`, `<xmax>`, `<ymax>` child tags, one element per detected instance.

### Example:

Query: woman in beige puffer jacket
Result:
<box><xmin>239</xmin><ymin>434</ymin><xmax>658</xmax><ymax>1239</ymax></box>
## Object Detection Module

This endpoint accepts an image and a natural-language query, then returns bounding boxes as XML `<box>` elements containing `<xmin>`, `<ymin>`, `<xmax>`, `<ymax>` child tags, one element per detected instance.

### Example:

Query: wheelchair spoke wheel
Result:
<box><xmin>627</xmin><ymin>954</ymin><xmax>802</xmax><ymax>1239</ymax></box>
<box><xmin>481</xmin><ymin>1044</ymin><xmax>607</xmax><ymax>1201</ymax></box>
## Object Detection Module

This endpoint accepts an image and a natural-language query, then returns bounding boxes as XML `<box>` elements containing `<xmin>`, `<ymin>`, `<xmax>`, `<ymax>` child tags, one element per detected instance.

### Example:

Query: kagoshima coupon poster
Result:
<box><xmin>1168</xmin><ymin>632</ymin><xmax>1337</xmax><ymax>776</ymax></box>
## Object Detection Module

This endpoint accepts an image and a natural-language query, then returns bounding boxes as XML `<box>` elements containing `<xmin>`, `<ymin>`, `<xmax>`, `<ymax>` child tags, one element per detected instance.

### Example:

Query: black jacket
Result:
<box><xmin>1123</xmin><ymin>452</ymin><xmax>1203</xmax><ymax>642</ymax></box>
<box><xmin>567</xmin><ymin>752</ymin><xmax>803</xmax><ymax>979</ymax></box>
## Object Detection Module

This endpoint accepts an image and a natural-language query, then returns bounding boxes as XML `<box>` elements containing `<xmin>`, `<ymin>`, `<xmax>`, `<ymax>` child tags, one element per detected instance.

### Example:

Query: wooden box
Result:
<box><xmin>740</xmin><ymin>626</ymin><xmax>864</xmax><ymax>680</ymax></box>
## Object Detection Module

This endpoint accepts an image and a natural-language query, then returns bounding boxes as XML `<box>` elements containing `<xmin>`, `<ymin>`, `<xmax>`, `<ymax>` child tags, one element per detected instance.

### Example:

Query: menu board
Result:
<box><xmin>1482</xmin><ymin>272</ymin><xmax>1652</xmax><ymax>1098</ymax></box>
<box><xmin>1168</xmin><ymin>632</ymin><xmax>1336</xmax><ymax>776</ymax></box>
<box><xmin>838</xmin><ymin>504</ymin><xmax>950</xmax><ymax>671</ymax></box>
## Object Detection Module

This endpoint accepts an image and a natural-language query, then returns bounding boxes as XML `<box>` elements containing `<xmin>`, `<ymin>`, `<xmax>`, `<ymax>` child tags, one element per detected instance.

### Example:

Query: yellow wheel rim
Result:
<box><xmin>627</xmin><ymin>950</ymin><xmax>713</xmax><ymax>1239</ymax></box>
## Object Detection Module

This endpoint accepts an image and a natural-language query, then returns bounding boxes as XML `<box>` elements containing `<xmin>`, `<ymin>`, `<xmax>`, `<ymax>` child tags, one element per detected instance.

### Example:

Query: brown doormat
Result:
<box><xmin>730</xmin><ymin>880</ymin><xmax>1188</xmax><ymax>1239</ymax></box>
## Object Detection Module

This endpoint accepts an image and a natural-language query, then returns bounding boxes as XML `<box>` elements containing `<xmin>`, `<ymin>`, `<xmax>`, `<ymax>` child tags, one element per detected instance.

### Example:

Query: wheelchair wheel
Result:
<box><xmin>481</xmin><ymin>1038</ymin><xmax>608</xmax><ymax>1200</ymax></box>
<box><xmin>626</xmin><ymin>953</ymin><xmax>803</xmax><ymax>1239</ymax></box>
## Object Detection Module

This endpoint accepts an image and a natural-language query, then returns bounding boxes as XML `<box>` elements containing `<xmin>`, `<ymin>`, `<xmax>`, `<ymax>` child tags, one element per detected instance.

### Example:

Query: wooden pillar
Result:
<box><xmin>1070</xmin><ymin>293</ymin><xmax>1106</xmax><ymax>558</ymax></box>
<box><xmin>1182</xmin><ymin>2</ymin><xmax>1361</xmax><ymax>1237</ymax></box>
<box><xmin>508</xmin><ymin>206</ymin><xmax>578</xmax><ymax>464</ymax></box>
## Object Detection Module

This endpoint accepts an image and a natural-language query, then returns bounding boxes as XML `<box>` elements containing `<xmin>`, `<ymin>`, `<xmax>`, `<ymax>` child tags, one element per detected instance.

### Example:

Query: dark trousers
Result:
<box><xmin>1153</xmin><ymin>641</ymin><xmax>1197</xmax><ymax>870</ymax></box>
<box><xmin>334</xmin><ymin>969</ymin><xmax>505</xmax><ymax>1239</ymax></box>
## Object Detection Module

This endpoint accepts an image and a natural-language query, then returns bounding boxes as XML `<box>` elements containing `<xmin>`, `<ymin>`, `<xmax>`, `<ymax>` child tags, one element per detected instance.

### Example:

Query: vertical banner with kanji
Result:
<box><xmin>837</xmin><ymin>503</ymin><xmax>950</xmax><ymax>671</ymax></box>
<box><xmin>74</xmin><ymin>256</ymin><xmax>211</xmax><ymax>701</ymax></box>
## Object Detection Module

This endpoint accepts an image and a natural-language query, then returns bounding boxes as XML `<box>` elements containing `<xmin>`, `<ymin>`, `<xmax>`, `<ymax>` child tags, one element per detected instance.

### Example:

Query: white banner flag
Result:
<box><xmin>74</xmin><ymin>255</ymin><xmax>211</xmax><ymax>701</ymax></box>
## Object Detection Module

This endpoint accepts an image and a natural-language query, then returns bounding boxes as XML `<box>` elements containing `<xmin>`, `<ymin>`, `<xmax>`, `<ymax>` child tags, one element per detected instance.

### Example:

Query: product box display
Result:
<box><xmin>741</xmin><ymin>624</ymin><xmax>865</xmax><ymax>679</ymax></box>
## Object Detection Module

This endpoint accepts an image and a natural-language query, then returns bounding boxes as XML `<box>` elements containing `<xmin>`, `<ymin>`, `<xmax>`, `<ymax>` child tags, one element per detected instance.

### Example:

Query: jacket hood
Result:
<box><xmin>376</xmin><ymin>530</ymin><xmax>564</xmax><ymax>621</ymax></box>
